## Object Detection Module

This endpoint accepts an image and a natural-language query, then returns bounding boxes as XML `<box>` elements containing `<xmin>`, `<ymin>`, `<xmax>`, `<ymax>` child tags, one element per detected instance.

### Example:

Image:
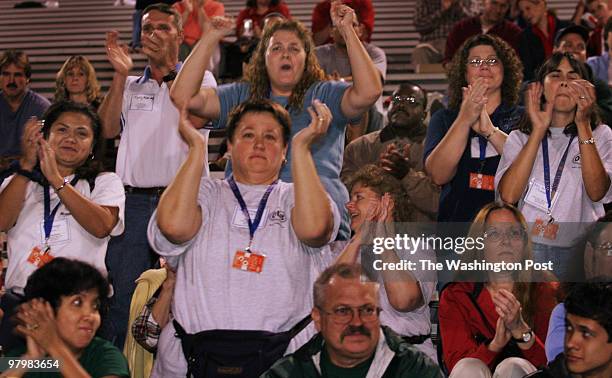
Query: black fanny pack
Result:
<box><xmin>173</xmin><ymin>315</ymin><xmax>311</xmax><ymax>378</ymax></box>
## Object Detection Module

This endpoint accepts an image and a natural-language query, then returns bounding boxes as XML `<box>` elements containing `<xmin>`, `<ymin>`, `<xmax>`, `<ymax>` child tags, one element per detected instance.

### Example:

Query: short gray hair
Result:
<box><xmin>313</xmin><ymin>263</ymin><xmax>376</xmax><ymax>307</ymax></box>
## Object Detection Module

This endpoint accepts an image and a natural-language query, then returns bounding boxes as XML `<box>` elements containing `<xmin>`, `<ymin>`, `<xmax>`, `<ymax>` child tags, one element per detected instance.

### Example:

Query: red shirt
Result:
<box><xmin>531</xmin><ymin>13</ymin><xmax>557</xmax><ymax>60</ymax></box>
<box><xmin>439</xmin><ymin>282</ymin><xmax>558</xmax><ymax>372</ymax></box>
<box><xmin>235</xmin><ymin>2</ymin><xmax>291</xmax><ymax>38</ymax></box>
<box><xmin>173</xmin><ymin>0</ymin><xmax>225</xmax><ymax>46</ymax></box>
<box><xmin>311</xmin><ymin>0</ymin><xmax>374</xmax><ymax>44</ymax></box>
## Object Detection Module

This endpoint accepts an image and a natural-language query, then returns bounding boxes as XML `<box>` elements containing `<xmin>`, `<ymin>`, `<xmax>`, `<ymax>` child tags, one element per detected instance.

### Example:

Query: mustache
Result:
<box><xmin>340</xmin><ymin>325</ymin><xmax>371</xmax><ymax>342</ymax></box>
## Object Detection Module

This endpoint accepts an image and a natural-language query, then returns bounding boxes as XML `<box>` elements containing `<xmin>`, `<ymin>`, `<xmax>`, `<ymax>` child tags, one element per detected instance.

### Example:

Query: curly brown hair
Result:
<box><xmin>447</xmin><ymin>34</ymin><xmax>523</xmax><ymax>109</ymax></box>
<box><xmin>54</xmin><ymin>56</ymin><xmax>101</xmax><ymax>104</ymax></box>
<box><xmin>345</xmin><ymin>164</ymin><xmax>416</xmax><ymax>223</ymax></box>
<box><xmin>243</xmin><ymin>19</ymin><xmax>326</xmax><ymax>111</ymax></box>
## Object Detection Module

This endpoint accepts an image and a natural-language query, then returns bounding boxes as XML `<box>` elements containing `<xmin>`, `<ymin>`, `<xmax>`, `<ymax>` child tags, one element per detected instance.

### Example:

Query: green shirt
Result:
<box><xmin>7</xmin><ymin>337</ymin><xmax>129</xmax><ymax>378</ymax></box>
<box><xmin>320</xmin><ymin>347</ymin><xmax>375</xmax><ymax>378</ymax></box>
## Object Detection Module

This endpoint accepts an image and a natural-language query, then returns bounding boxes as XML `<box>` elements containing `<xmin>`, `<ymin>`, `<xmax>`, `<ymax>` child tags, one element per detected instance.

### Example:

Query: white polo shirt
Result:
<box><xmin>117</xmin><ymin>66</ymin><xmax>216</xmax><ymax>187</ymax></box>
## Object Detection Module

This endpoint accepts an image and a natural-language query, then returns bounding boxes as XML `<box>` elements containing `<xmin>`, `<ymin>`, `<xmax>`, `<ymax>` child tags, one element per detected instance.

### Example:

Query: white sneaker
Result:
<box><xmin>44</xmin><ymin>1</ymin><xmax>59</xmax><ymax>7</ymax></box>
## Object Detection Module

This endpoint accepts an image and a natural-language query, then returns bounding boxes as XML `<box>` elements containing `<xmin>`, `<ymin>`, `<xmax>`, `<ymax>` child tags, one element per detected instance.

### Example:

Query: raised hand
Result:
<box><xmin>459</xmin><ymin>78</ymin><xmax>488</xmax><ymax>126</ymax></box>
<box><xmin>15</xmin><ymin>299</ymin><xmax>62</xmax><ymax>354</ymax></box>
<box><xmin>292</xmin><ymin>99</ymin><xmax>332</xmax><ymax>149</ymax></box>
<box><xmin>202</xmin><ymin>15</ymin><xmax>235</xmax><ymax>42</ymax></box>
<box><xmin>37</xmin><ymin>139</ymin><xmax>63</xmax><ymax>189</ymax></box>
<box><xmin>19</xmin><ymin>117</ymin><xmax>43</xmax><ymax>171</ymax></box>
<box><xmin>492</xmin><ymin>288</ymin><xmax>527</xmax><ymax>332</ymax></box>
<box><xmin>331</xmin><ymin>1</ymin><xmax>357</xmax><ymax>31</ymax></box>
<box><xmin>568</xmin><ymin>79</ymin><xmax>596</xmax><ymax>127</ymax></box>
<box><xmin>178</xmin><ymin>105</ymin><xmax>207</xmax><ymax>149</ymax></box>
<box><xmin>105</xmin><ymin>31</ymin><xmax>133</xmax><ymax>76</ymax></box>
<box><xmin>472</xmin><ymin>106</ymin><xmax>495</xmax><ymax>137</ymax></box>
<box><xmin>489</xmin><ymin>316</ymin><xmax>512</xmax><ymax>352</ymax></box>
<box><xmin>379</xmin><ymin>142</ymin><xmax>413</xmax><ymax>180</ymax></box>
<box><xmin>526</xmin><ymin>81</ymin><xmax>553</xmax><ymax>133</ymax></box>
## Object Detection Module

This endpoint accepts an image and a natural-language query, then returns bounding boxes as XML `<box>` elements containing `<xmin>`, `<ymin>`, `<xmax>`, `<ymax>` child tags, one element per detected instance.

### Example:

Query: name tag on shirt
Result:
<box><xmin>39</xmin><ymin>216</ymin><xmax>71</xmax><ymax>245</ymax></box>
<box><xmin>129</xmin><ymin>94</ymin><xmax>154</xmax><ymax>111</ymax></box>
<box><xmin>231</xmin><ymin>207</ymin><xmax>269</xmax><ymax>229</ymax></box>
<box><xmin>524</xmin><ymin>180</ymin><xmax>559</xmax><ymax>212</ymax></box>
<box><xmin>470</xmin><ymin>137</ymin><xmax>499</xmax><ymax>159</ymax></box>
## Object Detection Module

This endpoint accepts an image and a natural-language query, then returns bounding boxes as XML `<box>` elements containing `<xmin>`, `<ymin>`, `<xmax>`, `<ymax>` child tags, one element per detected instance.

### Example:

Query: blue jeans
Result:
<box><xmin>101</xmin><ymin>192</ymin><xmax>159</xmax><ymax>349</ymax></box>
<box><xmin>131</xmin><ymin>9</ymin><xmax>143</xmax><ymax>48</ymax></box>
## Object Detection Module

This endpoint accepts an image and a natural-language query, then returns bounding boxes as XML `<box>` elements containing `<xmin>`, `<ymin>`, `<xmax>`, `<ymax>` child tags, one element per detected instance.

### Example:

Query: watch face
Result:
<box><xmin>522</xmin><ymin>331</ymin><xmax>532</xmax><ymax>342</ymax></box>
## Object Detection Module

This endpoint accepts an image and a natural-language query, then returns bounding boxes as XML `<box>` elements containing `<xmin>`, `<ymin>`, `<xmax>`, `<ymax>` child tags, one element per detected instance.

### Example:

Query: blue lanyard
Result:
<box><xmin>43</xmin><ymin>175</ymin><xmax>79</xmax><ymax>248</ymax></box>
<box><xmin>541</xmin><ymin>135</ymin><xmax>575</xmax><ymax>218</ymax></box>
<box><xmin>227</xmin><ymin>176</ymin><xmax>277</xmax><ymax>250</ymax></box>
<box><xmin>477</xmin><ymin>136</ymin><xmax>488</xmax><ymax>172</ymax></box>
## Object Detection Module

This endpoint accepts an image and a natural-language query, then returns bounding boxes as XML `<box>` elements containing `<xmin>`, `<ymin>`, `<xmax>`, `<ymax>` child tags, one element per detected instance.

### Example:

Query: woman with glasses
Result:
<box><xmin>496</xmin><ymin>52</ymin><xmax>612</xmax><ymax>280</ymax></box>
<box><xmin>438</xmin><ymin>202</ymin><xmax>558</xmax><ymax>378</ymax></box>
<box><xmin>424</xmin><ymin>34</ymin><xmax>524</xmax><ymax>222</ymax></box>
<box><xmin>336</xmin><ymin>164</ymin><xmax>438</xmax><ymax>362</ymax></box>
<box><xmin>171</xmin><ymin>5</ymin><xmax>383</xmax><ymax>241</ymax></box>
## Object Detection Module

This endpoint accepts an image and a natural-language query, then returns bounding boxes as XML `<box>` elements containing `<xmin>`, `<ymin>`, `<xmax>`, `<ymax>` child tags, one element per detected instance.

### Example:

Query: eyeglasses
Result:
<box><xmin>317</xmin><ymin>305</ymin><xmax>381</xmax><ymax>324</ymax></box>
<box><xmin>468</xmin><ymin>58</ymin><xmax>499</xmax><ymax>68</ymax></box>
<box><xmin>391</xmin><ymin>95</ymin><xmax>422</xmax><ymax>106</ymax></box>
<box><xmin>484</xmin><ymin>227</ymin><xmax>525</xmax><ymax>242</ymax></box>
<box><xmin>594</xmin><ymin>241</ymin><xmax>612</xmax><ymax>257</ymax></box>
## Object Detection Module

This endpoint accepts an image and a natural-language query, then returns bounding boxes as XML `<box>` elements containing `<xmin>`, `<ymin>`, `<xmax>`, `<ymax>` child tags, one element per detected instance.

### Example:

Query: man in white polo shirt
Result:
<box><xmin>98</xmin><ymin>2</ymin><xmax>216</xmax><ymax>348</ymax></box>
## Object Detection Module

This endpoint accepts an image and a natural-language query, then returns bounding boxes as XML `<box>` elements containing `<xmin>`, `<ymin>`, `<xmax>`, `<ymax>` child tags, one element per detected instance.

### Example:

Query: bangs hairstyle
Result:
<box><xmin>518</xmin><ymin>52</ymin><xmax>602</xmax><ymax>136</ymax></box>
<box><xmin>41</xmin><ymin>101</ymin><xmax>105</xmax><ymax>181</ymax></box>
<box><xmin>345</xmin><ymin>164</ymin><xmax>416</xmax><ymax>223</ymax></box>
<box><xmin>226</xmin><ymin>99</ymin><xmax>292</xmax><ymax>145</ymax></box>
<box><xmin>24</xmin><ymin>257</ymin><xmax>109</xmax><ymax>314</ymax></box>
<box><xmin>461</xmin><ymin>202</ymin><xmax>542</xmax><ymax>326</ymax></box>
<box><xmin>0</xmin><ymin>49</ymin><xmax>31</xmax><ymax>78</ymax></box>
<box><xmin>54</xmin><ymin>55</ymin><xmax>101</xmax><ymax>104</ymax></box>
<box><xmin>447</xmin><ymin>34</ymin><xmax>523</xmax><ymax>109</ymax></box>
<box><xmin>243</xmin><ymin>19</ymin><xmax>325</xmax><ymax>111</ymax></box>
<box><xmin>565</xmin><ymin>281</ymin><xmax>612</xmax><ymax>341</ymax></box>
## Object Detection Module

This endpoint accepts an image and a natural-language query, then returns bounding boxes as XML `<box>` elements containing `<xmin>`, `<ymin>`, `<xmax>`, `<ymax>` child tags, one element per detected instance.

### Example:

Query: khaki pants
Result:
<box><xmin>449</xmin><ymin>357</ymin><xmax>537</xmax><ymax>378</ymax></box>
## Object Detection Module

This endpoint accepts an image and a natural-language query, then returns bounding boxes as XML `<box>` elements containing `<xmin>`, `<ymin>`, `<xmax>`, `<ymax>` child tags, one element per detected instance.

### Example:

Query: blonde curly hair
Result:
<box><xmin>54</xmin><ymin>55</ymin><xmax>101</xmax><ymax>104</ymax></box>
<box><xmin>243</xmin><ymin>19</ymin><xmax>326</xmax><ymax>111</ymax></box>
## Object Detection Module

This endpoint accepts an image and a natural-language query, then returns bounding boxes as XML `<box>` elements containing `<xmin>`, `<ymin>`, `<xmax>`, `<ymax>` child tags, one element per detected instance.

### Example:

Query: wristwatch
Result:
<box><xmin>513</xmin><ymin>329</ymin><xmax>533</xmax><ymax>343</ymax></box>
<box><xmin>54</xmin><ymin>176</ymin><xmax>70</xmax><ymax>193</ymax></box>
<box><xmin>162</xmin><ymin>70</ymin><xmax>177</xmax><ymax>83</ymax></box>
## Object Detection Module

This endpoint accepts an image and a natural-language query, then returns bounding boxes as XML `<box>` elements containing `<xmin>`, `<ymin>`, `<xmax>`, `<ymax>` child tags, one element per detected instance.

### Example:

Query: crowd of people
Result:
<box><xmin>0</xmin><ymin>0</ymin><xmax>611</xmax><ymax>377</ymax></box>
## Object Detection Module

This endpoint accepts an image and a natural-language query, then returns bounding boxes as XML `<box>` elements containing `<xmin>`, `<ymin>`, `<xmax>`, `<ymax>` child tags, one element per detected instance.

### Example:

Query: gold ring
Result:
<box><xmin>27</xmin><ymin>323</ymin><xmax>39</xmax><ymax>330</ymax></box>
<box><xmin>318</xmin><ymin>117</ymin><xmax>324</xmax><ymax>122</ymax></box>
<box><xmin>579</xmin><ymin>96</ymin><xmax>586</xmax><ymax>99</ymax></box>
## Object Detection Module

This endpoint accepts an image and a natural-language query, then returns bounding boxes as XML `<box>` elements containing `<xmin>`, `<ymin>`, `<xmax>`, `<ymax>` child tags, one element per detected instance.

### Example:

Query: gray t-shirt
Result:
<box><xmin>147</xmin><ymin>178</ymin><xmax>340</xmax><ymax>377</ymax></box>
<box><xmin>0</xmin><ymin>89</ymin><xmax>50</xmax><ymax>157</ymax></box>
<box><xmin>315</xmin><ymin>43</ymin><xmax>387</xmax><ymax>81</ymax></box>
<box><xmin>495</xmin><ymin>126</ymin><xmax>612</xmax><ymax>246</ymax></box>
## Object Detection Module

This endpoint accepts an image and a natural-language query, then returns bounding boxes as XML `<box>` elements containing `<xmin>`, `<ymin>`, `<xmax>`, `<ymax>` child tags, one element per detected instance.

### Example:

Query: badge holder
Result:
<box><xmin>469</xmin><ymin>137</ymin><xmax>495</xmax><ymax>191</ymax></box>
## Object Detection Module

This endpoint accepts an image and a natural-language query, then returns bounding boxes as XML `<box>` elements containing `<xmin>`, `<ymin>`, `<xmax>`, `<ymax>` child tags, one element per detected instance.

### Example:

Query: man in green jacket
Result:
<box><xmin>261</xmin><ymin>263</ymin><xmax>442</xmax><ymax>377</ymax></box>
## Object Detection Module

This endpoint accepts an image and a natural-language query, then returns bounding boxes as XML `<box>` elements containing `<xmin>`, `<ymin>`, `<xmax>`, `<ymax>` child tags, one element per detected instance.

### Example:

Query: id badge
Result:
<box><xmin>39</xmin><ymin>217</ymin><xmax>70</xmax><ymax>245</ymax></box>
<box><xmin>469</xmin><ymin>172</ymin><xmax>495</xmax><ymax>191</ymax></box>
<box><xmin>27</xmin><ymin>246</ymin><xmax>55</xmax><ymax>268</ymax></box>
<box><xmin>232</xmin><ymin>250</ymin><xmax>265</xmax><ymax>273</ymax></box>
<box><xmin>524</xmin><ymin>180</ymin><xmax>557</xmax><ymax>212</ymax></box>
<box><xmin>531</xmin><ymin>218</ymin><xmax>559</xmax><ymax>240</ymax></box>
<box><xmin>129</xmin><ymin>94</ymin><xmax>154</xmax><ymax>111</ymax></box>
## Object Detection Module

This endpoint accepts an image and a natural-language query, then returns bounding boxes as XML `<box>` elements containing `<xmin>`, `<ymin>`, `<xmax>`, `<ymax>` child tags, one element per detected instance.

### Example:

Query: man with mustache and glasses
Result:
<box><xmin>262</xmin><ymin>263</ymin><xmax>442</xmax><ymax>377</ymax></box>
<box><xmin>0</xmin><ymin>50</ymin><xmax>50</xmax><ymax>160</ymax></box>
<box><xmin>525</xmin><ymin>281</ymin><xmax>612</xmax><ymax>378</ymax></box>
<box><xmin>341</xmin><ymin>83</ymin><xmax>440</xmax><ymax>221</ymax></box>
